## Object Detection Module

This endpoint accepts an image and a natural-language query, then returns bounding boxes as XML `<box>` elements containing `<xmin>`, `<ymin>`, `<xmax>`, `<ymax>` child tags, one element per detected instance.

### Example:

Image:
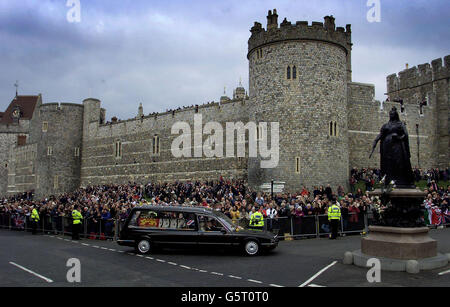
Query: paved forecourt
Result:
<box><xmin>0</xmin><ymin>228</ymin><xmax>449</xmax><ymax>287</ymax></box>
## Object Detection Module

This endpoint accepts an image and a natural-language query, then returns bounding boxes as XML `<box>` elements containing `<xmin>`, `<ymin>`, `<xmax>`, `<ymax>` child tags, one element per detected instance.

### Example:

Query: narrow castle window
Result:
<box><xmin>287</xmin><ymin>66</ymin><xmax>291</xmax><ymax>79</ymax></box>
<box><xmin>42</xmin><ymin>122</ymin><xmax>48</xmax><ymax>132</ymax></box>
<box><xmin>54</xmin><ymin>175</ymin><xmax>58</xmax><ymax>190</ymax></box>
<box><xmin>292</xmin><ymin>66</ymin><xmax>297</xmax><ymax>79</ymax></box>
<box><xmin>47</xmin><ymin>146</ymin><xmax>53</xmax><ymax>156</ymax></box>
<box><xmin>295</xmin><ymin>157</ymin><xmax>301</xmax><ymax>174</ymax></box>
<box><xmin>115</xmin><ymin>141</ymin><xmax>122</xmax><ymax>159</ymax></box>
<box><xmin>153</xmin><ymin>135</ymin><xmax>160</xmax><ymax>155</ymax></box>
<box><xmin>74</xmin><ymin>147</ymin><xmax>80</xmax><ymax>157</ymax></box>
<box><xmin>329</xmin><ymin>121</ymin><xmax>338</xmax><ymax>137</ymax></box>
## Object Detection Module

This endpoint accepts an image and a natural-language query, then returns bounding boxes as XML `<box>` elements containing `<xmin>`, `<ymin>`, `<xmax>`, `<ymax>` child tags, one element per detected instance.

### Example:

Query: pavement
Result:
<box><xmin>0</xmin><ymin>228</ymin><xmax>449</xmax><ymax>287</ymax></box>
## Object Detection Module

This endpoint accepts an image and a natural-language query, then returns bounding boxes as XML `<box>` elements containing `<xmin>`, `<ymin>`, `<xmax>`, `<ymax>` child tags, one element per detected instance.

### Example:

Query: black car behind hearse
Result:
<box><xmin>118</xmin><ymin>206</ymin><xmax>278</xmax><ymax>256</ymax></box>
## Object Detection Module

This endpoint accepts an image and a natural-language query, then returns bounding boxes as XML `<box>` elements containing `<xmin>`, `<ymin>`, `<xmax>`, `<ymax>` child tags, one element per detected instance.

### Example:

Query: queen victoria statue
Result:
<box><xmin>370</xmin><ymin>107</ymin><xmax>415</xmax><ymax>189</ymax></box>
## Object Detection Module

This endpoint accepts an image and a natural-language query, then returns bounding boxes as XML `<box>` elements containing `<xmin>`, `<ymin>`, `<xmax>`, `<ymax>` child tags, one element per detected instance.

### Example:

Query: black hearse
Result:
<box><xmin>118</xmin><ymin>206</ymin><xmax>278</xmax><ymax>256</ymax></box>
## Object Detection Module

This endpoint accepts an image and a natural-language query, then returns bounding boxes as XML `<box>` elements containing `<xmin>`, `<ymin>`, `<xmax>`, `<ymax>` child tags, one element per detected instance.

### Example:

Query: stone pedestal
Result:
<box><xmin>349</xmin><ymin>188</ymin><xmax>448</xmax><ymax>272</ymax></box>
<box><xmin>361</xmin><ymin>226</ymin><xmax>437</xmax><ymax>260</ymax></box>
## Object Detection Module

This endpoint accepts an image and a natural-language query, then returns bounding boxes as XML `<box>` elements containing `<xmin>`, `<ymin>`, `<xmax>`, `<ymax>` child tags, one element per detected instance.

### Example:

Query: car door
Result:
<box><xmin>196</xmin><ymin>214</ymin><xmax>235</xmax><ymax>248</ymax></box>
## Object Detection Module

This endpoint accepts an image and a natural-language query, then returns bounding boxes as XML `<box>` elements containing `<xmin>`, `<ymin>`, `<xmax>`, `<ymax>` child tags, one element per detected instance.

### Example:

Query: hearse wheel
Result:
<box><xmin>136</xmin><ymin>239</ymin><xmax>151</xmax><ymax>254</ymax></box>
<box><xmin>243</xmin><ymin>240</ymin><xmax>260</xmax><ymax>256</ymax></box>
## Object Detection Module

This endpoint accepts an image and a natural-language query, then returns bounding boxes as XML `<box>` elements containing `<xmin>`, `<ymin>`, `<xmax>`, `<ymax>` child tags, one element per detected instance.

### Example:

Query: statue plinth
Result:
<box><xmin>349</xmin><ymin>188</ymin><xmax>448</xmax><ymax>272</ymax></box>
<box><xmin>361</xmin><ymin>226</ymin><xmax>437</xmax><ymax>260</ymax></box>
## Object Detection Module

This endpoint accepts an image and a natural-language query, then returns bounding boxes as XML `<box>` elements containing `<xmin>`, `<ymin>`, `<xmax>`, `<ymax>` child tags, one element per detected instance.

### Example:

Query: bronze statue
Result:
<box><xmin>370</xmin><ymin>107</ymin><xmax>415</xmax><ymax>188</ymax></box>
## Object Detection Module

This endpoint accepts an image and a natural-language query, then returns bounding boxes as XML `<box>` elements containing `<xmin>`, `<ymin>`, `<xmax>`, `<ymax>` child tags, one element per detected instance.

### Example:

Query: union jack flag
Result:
<box><xmin>187</xmin><ymin>220</ymin><xmax>195</xmax><ymax>227</ymax></box>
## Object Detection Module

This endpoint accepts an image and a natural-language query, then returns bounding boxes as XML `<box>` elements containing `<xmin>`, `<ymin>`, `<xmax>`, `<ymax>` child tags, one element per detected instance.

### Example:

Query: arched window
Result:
<box><xmin>287</xmin><ymin>66</ymin><xmax>291</xmax><ymax>79</ymax></box>
<box><xmin>292</xmin><ymin>66</ymin><xmax>297</xmax><ymax>79</ymax></box>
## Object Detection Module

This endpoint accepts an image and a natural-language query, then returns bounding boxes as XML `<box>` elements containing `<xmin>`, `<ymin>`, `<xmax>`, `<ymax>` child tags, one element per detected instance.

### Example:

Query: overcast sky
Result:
<box><xmin>1</xmin><ymin>0</ymin><xmax>449</xmax><ymax>120</ymax></box>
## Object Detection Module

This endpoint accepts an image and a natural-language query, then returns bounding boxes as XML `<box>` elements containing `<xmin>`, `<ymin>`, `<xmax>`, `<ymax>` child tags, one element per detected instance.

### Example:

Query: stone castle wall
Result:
<box><xmin>348</xmin><ymin>56</ymin><xmax>449</xmax><ymax>172</ymax></box>
<box><xmin>0</xmin><ymin>120</ymin><xmax>31</xmax><ymax>196</ymax></box>
<box><xmin>80</xmin><ymin>99</ymin><xmax>251</xmax><ymax>188</ymax></box>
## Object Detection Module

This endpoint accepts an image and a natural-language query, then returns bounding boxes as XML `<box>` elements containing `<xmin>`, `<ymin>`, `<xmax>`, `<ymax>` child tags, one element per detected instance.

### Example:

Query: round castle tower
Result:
<box><xmin>247</xmin><ymin>10</ymin><xmax>352</xmax><ymax>192</ymax></box>
<box><xmin>31</xmin><ymin>103</ymin><xmax>84</xmax><ymax>197</ymax></box>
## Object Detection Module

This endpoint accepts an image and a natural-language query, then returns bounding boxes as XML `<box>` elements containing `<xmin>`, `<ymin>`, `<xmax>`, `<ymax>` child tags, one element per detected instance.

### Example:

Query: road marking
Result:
<box><xmin>248</xmin><ymin>279</ymin><xmax>263</xmax><ymax>284</ymax></box>
<box><xmin>43</xmin><ymin>234</ymin><xmax>288</xmax><ymax>287</ymax></box>
<box><xmin>270</xmin><ymin>284</ymin><xmax>284</xmax><ymax>287</ymax></box>
<box><xmin>298</xmin><ymin>261</ymin><xmax>337</xmax><ymax>287</ymax></box>
<box><xmin>438</xmin><ymin>269</ymin><xmax>450</xmax><ymax>276</ymax></box>
<box><xmin>180</xmin><ymin>265</ymin><xmax>191</xmax><ymax>270</ymax></box>
<box><xmin>308</xmin><ymin>284</ymin><xmax>326</xmax><ymax>287</ymax></box>
<box><xmin>9</xmin><ymin>262</ymin><xmax>53</xmax><ymax>283</ymax></box>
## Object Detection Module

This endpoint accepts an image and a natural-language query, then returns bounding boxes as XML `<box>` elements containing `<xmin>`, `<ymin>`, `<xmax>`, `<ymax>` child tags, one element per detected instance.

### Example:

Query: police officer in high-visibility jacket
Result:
<box><xmin>249</xmin><ymin>207</ymin><xmax>265</xmax><ymax>231</ymax></box>
<box><xmin>328</xmin><ymin>202</ymin><xmax>341</xmax><ymax>240</ymax></box>
<box><xmin>30</xmin><ymin>205</ymin><xmax>40</xmax><ymax>235</ymax></box>
<box><xmin>72</xmin><ymin>205</ymin><xmax>83</xmax><ymax>240</ymax></box>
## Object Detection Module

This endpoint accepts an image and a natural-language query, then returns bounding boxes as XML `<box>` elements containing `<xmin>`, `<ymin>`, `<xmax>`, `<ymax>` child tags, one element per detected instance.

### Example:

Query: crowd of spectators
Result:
<box><xmin>1</xmin><ymin>169</ymin><xmax>449</xmax><ymax>239</ymax></box>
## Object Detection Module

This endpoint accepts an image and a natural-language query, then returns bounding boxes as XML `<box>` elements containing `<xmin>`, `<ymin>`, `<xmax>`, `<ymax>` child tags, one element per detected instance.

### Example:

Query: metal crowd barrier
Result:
<box><xmin>254</xmin><ymin>213</ymin><xmax>368</xmax><ymax>240</ymax></box>
<box><xmin>0</xmin><ymin>213</ymin><xmax>121</xmax><ymax>241</ymax></box>
<box><xmin>1</xmin><ymin>211</ymin><xmax>448</xmax><ymax>242</ymax></box>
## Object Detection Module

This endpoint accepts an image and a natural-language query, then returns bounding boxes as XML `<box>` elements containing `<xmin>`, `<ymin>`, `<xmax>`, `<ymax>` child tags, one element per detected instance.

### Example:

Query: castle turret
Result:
<box><xmin>248</xmin><ymin>10</ymin><xmax>350</xmax><ymax>191</ymax></box>
<box><xmin>267</xmin><ymin>9</ymin><xmax>278</xmax><ymax>30</ymax></box>
<box><xmin>137</xmin><ymin>103</ymin><xmax>144</xmax><ymax>118</ymax></box>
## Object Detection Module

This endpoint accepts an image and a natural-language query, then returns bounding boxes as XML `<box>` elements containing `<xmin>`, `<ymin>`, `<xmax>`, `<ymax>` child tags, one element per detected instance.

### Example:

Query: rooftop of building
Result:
<box><xmin>0</xmin><ymin>95</ymin><xmax>40</xmax><ymax>125</ymax></box>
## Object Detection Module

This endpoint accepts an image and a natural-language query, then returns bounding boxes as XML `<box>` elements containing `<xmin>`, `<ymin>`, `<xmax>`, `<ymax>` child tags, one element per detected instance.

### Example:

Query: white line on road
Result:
<box><xmin>269</xmin><ymin>284</ymin><xmax>284</xmax><ymax>287</ymax></box>
<box><xmin>82</xmin><ymin>243</ymin><xmax>90</xmax><ymax>246</ymax></box>
<box><xmin>156</xmin><ymin>259</ymin><xmax>166</xmax><ymax>263</ymax></box>
<box><xmin>145</xmin><ymin>256</ymin><xmax>154</xmax><ymax>260</ymax></box>
<box><xmin>9</xmin><ymin>262</ymin><xmax>53</xmax><ymax>283</ymax></box>
<box><xmin>438</xmin><ymin>269</ymin><xmax>450</xmax><ymax>276</ymax></box>
<box><xmin>298</xmin><ymin>261</ymin><xmax>337</xmax><ymax>287</ymax></box>
<box><xmin>211</xmin><ymin>272</ymin><xmax>224</xmax><ymax>276</ymax></box>
<box><xmin>168</xmin><ymin>262</ymin><xmax>177</xmax><ymax>266</ymax></box>
<box><xmin>308</xmin><ymin>284</ymin><xmax>326</xmax><ymax>287</ymax></box>
<box><xmin>180</xmin><ymin>265</ymin><xmax>191</xmax><ymax>270</ymax></box>
<box><xmin>248</xmin><ymin>279</ymin><xmax>263</xmax><ymax>284</ymax></box>
<box><xmin>228</xmin><ymin>275</ymin><xmax>242</xmax><ymax>280</ymax></box>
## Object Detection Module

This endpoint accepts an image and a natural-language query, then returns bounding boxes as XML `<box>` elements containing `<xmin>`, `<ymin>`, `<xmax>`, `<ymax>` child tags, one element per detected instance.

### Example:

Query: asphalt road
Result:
<box><xmin>0</xmin><ymin>228</ymin><xmax>449</xmax><ymax>287</ymax></box>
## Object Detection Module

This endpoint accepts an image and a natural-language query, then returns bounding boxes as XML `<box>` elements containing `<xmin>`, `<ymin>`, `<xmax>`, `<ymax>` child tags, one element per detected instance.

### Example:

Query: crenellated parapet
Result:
<box><xmin>387</xmin><ymin>55</ymin><xmax>450</xmax><ymax>93</ymax></box>
<box><xmin>248</xmin><ymin>10</ymin><xmax>352</xmax><ymax>58</ymax></box>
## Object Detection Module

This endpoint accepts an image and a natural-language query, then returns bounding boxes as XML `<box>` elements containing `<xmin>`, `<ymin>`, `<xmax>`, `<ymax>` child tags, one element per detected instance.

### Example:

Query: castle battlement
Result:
<box><xmin>387</xmin><ymin>55</ymin><xmax>450</xmax><ymax>93</ymax></box>
<box><xmin>248</xmin><ymin>10</ymin><xmax>351</xmax><ymax>58</ymax></box>
<box><xmin>39</xmin><ymin>102</ymin><xmax>83</xmax><ymax>111</ymax></box>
